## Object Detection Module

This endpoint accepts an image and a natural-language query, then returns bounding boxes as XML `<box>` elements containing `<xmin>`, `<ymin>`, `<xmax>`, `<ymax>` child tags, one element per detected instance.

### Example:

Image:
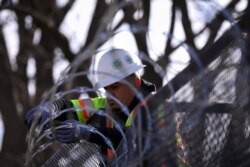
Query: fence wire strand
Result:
<box><xmin>25</xmin><ymin>1</ymin><xmax>250</xmax><ymax>167</ymax></box>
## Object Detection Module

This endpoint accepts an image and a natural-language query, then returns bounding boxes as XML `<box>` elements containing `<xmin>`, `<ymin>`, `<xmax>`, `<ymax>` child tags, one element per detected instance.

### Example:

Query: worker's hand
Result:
<box><xmin>55</xmin><ymin>119</ymin><xmax>91</xmax><ymax>143</ymax></box>
<box><xmin>25</xmin><ymin>103</ymin><xmax>52</xmax><ymax>128</ymax></box>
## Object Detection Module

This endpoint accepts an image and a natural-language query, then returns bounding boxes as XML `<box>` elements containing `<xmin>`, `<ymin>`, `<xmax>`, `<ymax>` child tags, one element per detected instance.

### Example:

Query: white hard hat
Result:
<box><xmin>93</xmin><ymin>49</ymin><xmax>145</xmax><ymax>89</ymax></box>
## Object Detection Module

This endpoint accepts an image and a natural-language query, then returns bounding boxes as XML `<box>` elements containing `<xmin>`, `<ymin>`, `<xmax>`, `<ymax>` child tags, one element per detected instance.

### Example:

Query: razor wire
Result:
<box><xmin>25</xmin><ymin>0</ymin><xmax>250</xmax><ymax>167</ymax></box>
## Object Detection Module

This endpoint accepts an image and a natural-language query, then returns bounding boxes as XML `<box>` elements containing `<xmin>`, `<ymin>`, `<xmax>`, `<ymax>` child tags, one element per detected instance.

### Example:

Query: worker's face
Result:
<box><xmin>104</xmin><ymin>80</ymin><xmax>135</xmax><ymax>111</ymax></box>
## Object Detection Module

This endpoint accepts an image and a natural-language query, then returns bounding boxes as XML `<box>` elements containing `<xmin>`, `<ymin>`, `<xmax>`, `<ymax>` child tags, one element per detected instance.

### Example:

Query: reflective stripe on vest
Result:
<box><xmin>107</xmin><ymin>112</ymin><xmax>114</xmax><ymax>158</ymax></box>
<box><xmin>91</xmin><ymin>97</ymin><xmax>107</xmax><ymax>109</ymax></box>
<box><xmin>107</xmin><ymin>108</ymin><xmax>136</xmax><ymax>158</ymax></box>
<box><xmin>125</xmin><ymin>95</ymin><xmax>151</xmax><ymax>127</ymax></box>
<box><xmin>71</xmin><ymin>97</ymin><xmax>136</xmax><ymax>158</ymax></box>
<box><xmin>71</xmin><ymin>99</ymin><xmax>86</xmax><ymax>124</ymax></box>
<box><xmin>125</xmin><ymin>109</ymin><xmax>136</xmax><ymax>127</ymax></box>
<box><xmin>71</xmin><ymin>98</ymin><xmax>107</xmax><ymax>124</ymax></box>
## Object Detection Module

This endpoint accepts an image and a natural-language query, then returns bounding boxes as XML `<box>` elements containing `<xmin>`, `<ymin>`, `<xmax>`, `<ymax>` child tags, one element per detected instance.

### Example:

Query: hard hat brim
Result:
<box><xmin>94</xmin><ymin>64</ymin><xmax>145</xmax><ymax>89</ymax></box>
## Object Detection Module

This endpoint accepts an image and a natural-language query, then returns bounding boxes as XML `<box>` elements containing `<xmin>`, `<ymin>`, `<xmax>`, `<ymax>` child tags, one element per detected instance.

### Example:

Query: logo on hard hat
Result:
<box><xmin>125</xmin><ymin>55</ymin><xmax>133</xmax><ymax>64</ymax></box>
<box><xmin>112</xmin><ymin>59</ymin><xmax>122</xmax><ymax>69</ymax></box>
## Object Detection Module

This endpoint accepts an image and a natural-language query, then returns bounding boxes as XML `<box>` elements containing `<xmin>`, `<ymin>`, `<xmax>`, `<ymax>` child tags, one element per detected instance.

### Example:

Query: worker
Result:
<box><xmin>25</xmin><ymin>48</ymin><xmax>156</xmax><ymax>160</ymax></box>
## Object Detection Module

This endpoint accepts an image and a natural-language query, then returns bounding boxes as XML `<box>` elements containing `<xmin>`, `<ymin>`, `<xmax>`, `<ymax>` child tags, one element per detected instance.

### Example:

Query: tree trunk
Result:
<box><xmin>0</xmin><ymin>25</ymin><xmax>27</xmax><ymax>167</ymax></box>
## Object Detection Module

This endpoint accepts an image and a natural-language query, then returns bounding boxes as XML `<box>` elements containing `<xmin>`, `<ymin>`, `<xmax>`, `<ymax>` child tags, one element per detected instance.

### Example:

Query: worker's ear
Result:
<box><xmin>134</xmin><ymin>75</ymin><xmax>141</xmax><ymax>88</ymax></box>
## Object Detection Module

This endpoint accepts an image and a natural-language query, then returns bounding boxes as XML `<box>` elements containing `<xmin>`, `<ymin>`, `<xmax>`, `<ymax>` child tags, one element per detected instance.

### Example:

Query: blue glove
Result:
<box><xmin>55</xmin><ymin>119</ymin><xmax>91</xmax><ymax>143</ymax></box>
<box><xmin>25</xmin><ymin>103</ymin><xmax>52</xmax><ymax>128</ymax></box>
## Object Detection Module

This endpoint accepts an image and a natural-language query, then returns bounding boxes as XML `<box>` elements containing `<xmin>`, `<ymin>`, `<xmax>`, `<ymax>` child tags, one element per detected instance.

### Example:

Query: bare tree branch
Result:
<box><xmin>176</xmin><ymin>0</ymin><xmax>196</xmax><ymax>51</ymax></box>
<box><xmin>158</xmin><ymin>1</ymin><xmax>177</xmax><ymax>69</ymax></box>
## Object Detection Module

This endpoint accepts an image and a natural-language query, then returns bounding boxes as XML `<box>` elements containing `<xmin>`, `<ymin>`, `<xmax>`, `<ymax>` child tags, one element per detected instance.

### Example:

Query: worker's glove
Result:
<box><xmin>25</xmin><ymin>103</ymin><xmax>53</xmax><ymax>128</ymax></box>
<box><xmin>55</xmin><ymin>119</ymin><xmax>91</xmax><ymax>144</ymax></box>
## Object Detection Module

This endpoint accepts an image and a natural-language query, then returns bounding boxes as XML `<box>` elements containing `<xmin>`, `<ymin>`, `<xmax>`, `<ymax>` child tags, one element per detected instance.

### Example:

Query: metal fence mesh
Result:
<box><xmin>25</xmin><ymin>1</ymin><xmax>250</xmax><ymax>167</ymax></box>
<box><xmin>27</xmin><ymin>37</ymin><xmax>250</xmax><ymax>167</ymax></box>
